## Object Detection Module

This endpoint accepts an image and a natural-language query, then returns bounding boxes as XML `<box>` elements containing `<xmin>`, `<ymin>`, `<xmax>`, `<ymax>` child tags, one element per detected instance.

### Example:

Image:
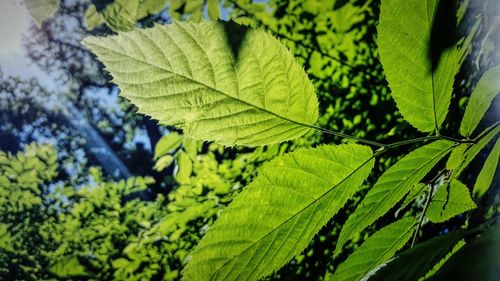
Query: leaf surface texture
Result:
<box><xmin>83</xmin><ymin>21</ymin><xmax>318</xmax><ymax>146</ymax></box>
<box><xmin>335</xmin><ymin>140</ymin><xmax>454</xmax><ymax>255</ymax></box>
<box><xmin>182</xmin><ymin>144</ymin><xmax>374</xmax><ymax>281</ymax></box>
<box><xmin>378</xmin><ymin>0</ymin><xmax>461</xmax><ymax>131</ymax></box>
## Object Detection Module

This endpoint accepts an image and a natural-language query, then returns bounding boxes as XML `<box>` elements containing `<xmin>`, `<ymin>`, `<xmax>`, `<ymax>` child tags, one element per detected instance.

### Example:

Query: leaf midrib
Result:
<box><xmin>202</xmin><ymin>153</ymin><xmax>375</xmax><ymax>281</ymax></box>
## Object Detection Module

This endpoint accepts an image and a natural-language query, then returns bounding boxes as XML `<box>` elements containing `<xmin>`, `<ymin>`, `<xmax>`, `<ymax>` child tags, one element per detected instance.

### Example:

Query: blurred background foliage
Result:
<box><xmin>0</xmin><ymin>0</ymin><xmax>498</xmax><ymax>280</ymax></box>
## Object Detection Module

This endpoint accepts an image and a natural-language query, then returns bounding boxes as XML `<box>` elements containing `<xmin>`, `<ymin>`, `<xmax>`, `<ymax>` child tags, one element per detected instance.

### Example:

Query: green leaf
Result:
<box><xmin>153</xmin><ymin>155</ymin><xmax>174</xmax><ymax>171</ymax></box>
<box><xmin>99</xmin><ymin>0</ymin><xmax>139</xmax><ymax>31</ymax></box>
<box><xmin>426</xmin><ymin>224</ymin><xmax>500</xmax><ymax>281</ymax></box>
<box><xmin>330</xmin><ymin>217</ymin><xmax>417</xmax><ymax>281</ymax></box>
<box><xmin>176</xmin><ymin>152</ymin><xmax>192</xmax><ymax>184</ymax></box>
<box><xmin>183</xmin><ymin>137</ymin><xmax>198</xmax><ymax>161</ymax></box>
<box><xmin>335</xmin><ymin>140</ymin><xmax>454</xmax><ymax>256</ymax></box>
<box><xmin>49</xmin><ymin>255</ymin><xmax>89</xmax><ymax>277</ymax></box>
<box><xmin>83</xmin><ymin>21</ymin><xmax>318</xmax><ymax>146</ymax></box>
<box><xmin>154</xmin><ymin>132</ymin><xmax>183</xmax><ymax>159</ymax></box>
<box><xmin>446</xmin><ymin>143</ymin><xmax>467</xmax><ymax>170</ymax></box>
<box><xmin>453</xmin><ymin>124</ymin><xmax>500</xmax><ymax>177</ymax></box>
<box><xmin>364</xmin><ymin>229</ymin><xmax>467</xmax><ymax>281</ymax></box>
<box><xmin>25</xmin><ymin>0</ymin><xmax>59</xmax><ymax>27</ymax></box>
<box><xmin>182</xmin><ymin>144</ymin><xmax>374</xmax><ymax>281</ymax></box>
<box><xmin>84</xmin><ymin>5</ymin><xmax>105</xmax><ymax>30</ymax></box>
<box><xmin>208</xmin><ymin>0</ymin><xmax>221</xmax><ymax>20</ymax></box>
<box><xmin>473</xmin><ymin>138</ymin><xmax>500</xmax><ymax>200</ymax></box>
<box><xmin>378</xmin><ymin>0</ymin><xmax>461</xmax><ymax>132</ymax></box>
<box><xmin>460</xmin><ymin>65</ymin><xmax>500</xmax><ymax>136</ymax></box>
<box><xmin>427</xmin><ymin>179</ymin><xmax>476</xmax><ymax>223</ymax></box>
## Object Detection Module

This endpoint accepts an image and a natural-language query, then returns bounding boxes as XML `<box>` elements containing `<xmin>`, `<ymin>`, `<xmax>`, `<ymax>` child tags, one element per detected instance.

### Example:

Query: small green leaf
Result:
<box><xmin>364</xmin><ymin>229</ymin><xmax>467</xmax><ymax>281</ymax></box>
<box><xmin>183</xmin><ymin>137</ymin><xmax>198</xmax><ymax>161</ymax></box>
<box><xmin>83</xmin><ymin>21</ymin><xmax>318</xmax><ymax>146</ymax></box>
<box><xmin>182</xmin><ymin>144</ymin><xmax>374</xmax><ymax>281</ymax></box>
<box><xmin>153</xmin><ymin>155</ymin><xmax>174</xmax><ymax>171</ymax></box>
<box><xmin>84</xmin><ymin>5</ymin><xmax>105</xmax><ymax>30</ymax></box>
<box><xmin>473</xmin><ymin>138</ymin><xmax>500</xmax><ymax>200</ymax></box>
<box><xmin>330</xmin><ymin>217</ymin><xmax>417</xmax><ymax>281</ymax></box>
<box><xmin>427</xmin><ymin>179</ymin><xmax>477</xmax><ymax>223</ymax></box>
<box><xmin>335</xmin><ymin>140</ymin><xmax>454</xmax><ymax>256</ymax></box>
<box><xmin>378</xmin><ymin>0</ymin><xmax>462</xmax><ymax>132</ymax></box>
<box><xmin>460</xmin><ymin>65</ymin><xmax>500</xmax><ymax>136</ymax></box>
<box><xmin>99</xmin><ymin>0</ymin><xmax>139</xmax><ymax>31</ymax></box>
<box><xmin>453</xmin><ymin>124</ymin><xmax>500</xmax><ymax>177</ymax></box>
<box><xmin>176</xmin><ymin>152</ymin><xmax>192</xmax><ymax>184</ymax></box>
<box><xmin>446</xmin><ymin>143</ymin><xmax>467</xmax><ymax>170</ymax></box>
<box><xmin>154</xmin><ymin>132</ymin><xmax>183</xmax><ymax>159</ymax></box>
<box><xmin>25</xmin><ymin>0</ymin><xmax>59</xmax><ymax>27</ymax></box>
<box><xmin>207</xmin><ymin>0</ymin><xmax>221</xmax><ymax>20</ymax></box>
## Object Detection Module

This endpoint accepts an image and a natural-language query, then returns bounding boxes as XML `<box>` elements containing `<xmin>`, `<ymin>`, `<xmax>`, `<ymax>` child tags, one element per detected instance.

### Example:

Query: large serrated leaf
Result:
<box><xmin>378</xmin><ymin>0</ymin><xmax>462</xmax><ymax>132</ymax></box>
<box><xmin>460</xmin><ymin>65</ymin><xmax>500</xmax><ymax>136</ymax></box>
<box><xmin>427</xmin><ymin>179</ymin><xmax>476</xmax><ymax>223</ymax></box>
<box><xmin>335</xmin><ymin>140</ymin><xmax>454</xmax><ymax>255</ymax></box>
<box><xmin>329</xmin><ymin>217</ymin><xmax>417</xmax><ymax>281</ymax></box>
<box><xmin>83</xmin><ymin>21</ymin><xmax>318</xmax><ymax>146</ymax></box>
<box><xmin>182</xmin><ymin>144</ymin><xmax>374</xmax><ymax>281</ymax></box>
<box><xmin>364</xmin><ymin>229</ymin><xmax>467</xmax><ymax>281</ymax></box>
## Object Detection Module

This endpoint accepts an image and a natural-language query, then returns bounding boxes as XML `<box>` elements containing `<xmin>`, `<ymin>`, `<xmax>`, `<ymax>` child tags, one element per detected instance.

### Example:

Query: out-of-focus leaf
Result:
<box><xmin>473</xmin><ymin>138</ymin><xmax>500</xmax><ymax>199</ymax></box>
<box><xmin>154</xmin><ymin>132</ymin><xmax>183</xmax><ymax>159</ymax></box>
<box><xmin>25</xmin><ymin>0</ymin><xmax>59</xmax><ymax>27</ymax></box>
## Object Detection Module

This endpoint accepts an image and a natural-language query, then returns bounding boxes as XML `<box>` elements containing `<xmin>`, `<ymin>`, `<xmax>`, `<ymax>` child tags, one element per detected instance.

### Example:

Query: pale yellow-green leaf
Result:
<box><xmin>427</xmin><ymin>179</ymin><xmax>476</xmax><ymax>223</ymax></box>
<box><xmin>99</xmin><ymin>0</ymin><xmax>139</xmax><ymax>31</ymax></box>
<box><xmin>335</xmin><ymin>140</ymin><xmax>455</xmax><ymax>256</ymax></box>
<box><xmin>153</xmin><ymin>155</ymin><xmax>174</xmax><ymax>171</ymax></box>
<box><xmin>473</xmin><ymin>138</ymin><xmax>500</xmax><ymax>200</ymax></box>
<box><xmin>208</xmin><ymin>0</ymin><xmax>221</xmax><ymax>20</ymax></box>
<box><xmin>83</xmin><ymin>21</ymin><xmax>318</xmax><ymax>146</ymax></box>
<box><xmin>453</xmin><ymin>124</ymin><xmax>500</xmax><ymax>178</ymax></box>
<box><xmin>446</xmin><ymin>143</ymin><xmax>467</xmax><ymax>170</ymax></box>
<box><xmin>460</xmin><ymin>65</ymin><xmax>500</xmax><ymax>136</ymax></box>
<box><xmin>154</xmin><ymin>132</ymin><xmax>183</xmax><ymax>159</ymax></box>
<box><xmin>176</xmin><ymin>152</ymin><xmax>192</xmax><ymax>184</ymax></box>
<box><xmin>84</xmin><ymin>5</ymin><xmax>105</xmax><ymax>30</ymax></box>
<box><xmin>378</xmin><ymin>0</ymin><xmax>461</xmax><ymax>132</ymax></box>
<box><xmin>182</xmin><ymin>144</ymin><xmax>374</xmax><ymax>280</ymax></box>
<box><xmin>25</xmin><ymin>0</ymin><xmax>59</xmax><ymax>27</ymax></box>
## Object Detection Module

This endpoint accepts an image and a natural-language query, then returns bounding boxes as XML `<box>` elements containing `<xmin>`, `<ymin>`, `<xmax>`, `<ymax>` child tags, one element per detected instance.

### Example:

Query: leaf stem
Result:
<box><xmin>410</xmin><ymin>169</ymin><xmax>447</xmax><ymax>247</ymax></box>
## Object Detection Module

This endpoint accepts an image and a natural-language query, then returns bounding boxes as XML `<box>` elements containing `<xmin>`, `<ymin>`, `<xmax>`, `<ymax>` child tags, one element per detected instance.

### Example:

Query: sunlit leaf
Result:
<box><xmin>427</xmin><ymin>179</ymin><xmax>476</xmax><ymax>223</ymax></box>
<box><xmin>473</xmin><ymin>138</ymin><xmax>500</xmax><ymax>200</ymax></box>
<box><xmin>83</xmin><ymin>21</ymin><xmax>318</xmax><ymax>146</ymax></box>
<box><xmin>330</xmin><ymin>217</ymin><xmax>417</xmax><ymax>281</ymax></box>
<box><xmin>154</xmin><ymin>132</ymin><xmax>183</xmax><ymax>159</ymax></box>
<box><xmin>460</xmin><ymin>65</ymin><xmax>500</xmax><ymax>136</ymax></box>
<box><xmin>183</xmin><ymin>144</ymin><xmax>374</xmax><ymax>280</ymax></box>
<box><xmin>378</xmin><ymin>0</ymin><xmax>462</xmax><ymax>132</ymax></box>
<box><xmin>335</xmin><ymin>140</ymin><xmax>454</xmax><ymax>255</ymax></box>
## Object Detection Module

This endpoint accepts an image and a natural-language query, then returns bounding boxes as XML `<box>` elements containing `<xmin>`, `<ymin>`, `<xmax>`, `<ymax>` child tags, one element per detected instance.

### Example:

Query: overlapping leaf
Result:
<box><xmin>378</xmin><ymin>0</ymin><xmax>462</xmax><ymax>132</ymax></box>
<box><xmin>182</xmin><ymin>144</ymin><xmax>374</xmax><ymax>281</ymax></box>
<box><xmin>330</xmin><ymin>217</ymin><xmax>416</xmax><ymax>281</ymax></box>
<box><xmin>460</xmin><ymin>65</ymin><xmax>500</xmax><ymax>136</ymax></box>
<box><xmin>364</xmin><ymin>229</ymin><xmax>467</xmax><ymax>281</ymax></box>
<box><xmin>84</xmin><ymin>21</ymin><xmax>318</xmax><ymax>146</ymax></box>
<box><xmin>427</xmin><ymin>179</ymin><xmax>476</xmax><ymax>223</ymax></box>
<box><xmin>335</xmin><ymin>140</ymin><xmax>454</xmax><ymax>255</ymax></box>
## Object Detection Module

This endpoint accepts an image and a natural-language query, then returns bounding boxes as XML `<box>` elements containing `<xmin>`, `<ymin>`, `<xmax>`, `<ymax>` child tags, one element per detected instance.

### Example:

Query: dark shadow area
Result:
<box><xmin>429</xmin><ymin>0</ymin><xmax>458</xmax><ymax>72</ymax></box>
<box><xmin>222</xmin><ymin>21</ymin><xmax>249</xmax><ymax>61</ymax></box>
<box><xmin>91</xmin><ymin>0</ymin><xmax>115</xmax><ymax>11</ymax></box>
